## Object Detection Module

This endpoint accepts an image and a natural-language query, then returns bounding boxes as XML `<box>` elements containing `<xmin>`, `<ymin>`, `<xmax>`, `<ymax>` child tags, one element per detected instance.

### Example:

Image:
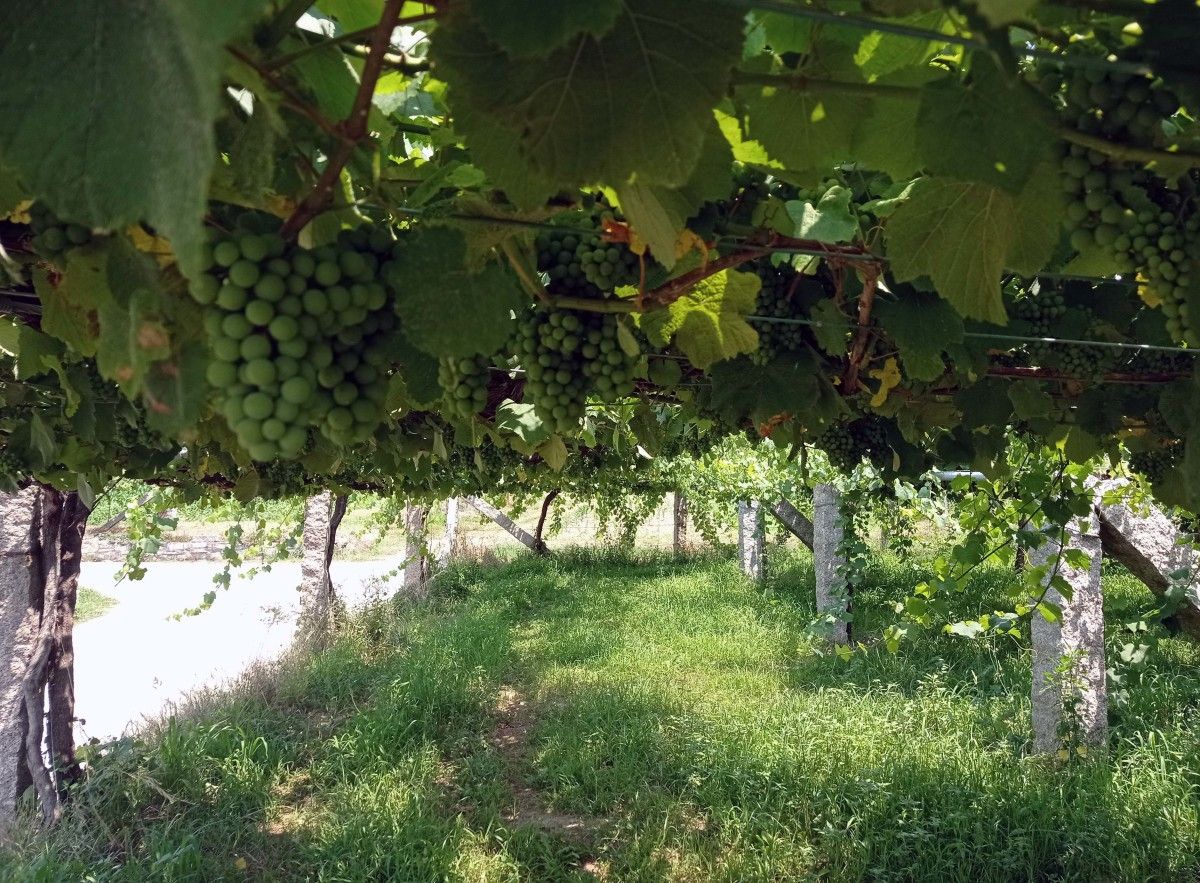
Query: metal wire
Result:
<box><xmin>746</xmin><ymin>314</ymin><xmax>1200</xmax><ymax>356</ymax></box>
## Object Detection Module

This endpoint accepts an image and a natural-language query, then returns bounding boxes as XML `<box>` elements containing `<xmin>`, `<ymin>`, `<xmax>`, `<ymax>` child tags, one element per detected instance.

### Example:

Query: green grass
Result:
<box><xmin>75</xmin><ymin>586</ymin><xmax>118</xmax><ymax>623</ymax></box>
<box><xmin>4</xmin><ymin>548</ymin><xmax>1200</xmax><ymax>881</ymax></box>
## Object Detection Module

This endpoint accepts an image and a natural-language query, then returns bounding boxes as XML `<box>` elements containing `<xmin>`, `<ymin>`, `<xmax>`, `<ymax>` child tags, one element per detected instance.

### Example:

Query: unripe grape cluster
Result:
<box><xmin>535</xmin><ymin>227</ymin><xmax>640</xmax><ymax>296</ymax></box>
<box><xmin>750</xmin><ymin>261</ymin><xmax>811</xmax><ymax>363</ymax></box>
<box><xmin>1040</xmin><ymin>62</ymin><xmax>1200</xmax><ymax>345</ymax></box>
<box><xmin>28</xmin><ymin>203</ymin><xmax>92</xmax><ymax>263</ymax></box>
<box><xmin>438</xmin><ymin>354</ymin><xmax>493</xmax><ymax>420</ymax></box>
<box><xmin>192</xmin><ymin>216</ymin><xmax>397</xmax><ymax>461</ymax></box>
<box><xmin>514</xmin><ymin>307</ymin><xmax>638</xmax><ymax>433</ymax></box>
<box><xmin>814</xmin><ymin>417</ymin><xmax>890</xmax><ymax>473</ymax></box>
<box><xmin>1129</xmin><ymin>446</ymin><xmax>1179</xmax><ymax>485</ymax></box>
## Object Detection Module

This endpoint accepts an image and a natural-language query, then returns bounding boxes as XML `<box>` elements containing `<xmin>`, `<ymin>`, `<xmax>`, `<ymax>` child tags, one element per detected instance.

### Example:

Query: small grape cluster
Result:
<box><xmin>1129</xmin><ymin>446</ymin><xmax>1180</xmax><ymax>485</ymax></box>
<box><xmin>438</xmin><ymin>354</ymin><xmax>493</xmax><ymax>420</ymax></box>
<box><xmin>1013</xmin><ymin>289</ymin><xmax>1067</xmax><ymax>366</ymax></box>
<box><xmin>814</xmin><ymin>417</ymin><xmax>890</xmax><ymax>473</ymax></box>
<box><xmin>1057</xmin><ymin>325</ymin><xmax>1119</xmax><ymax>381</ymax></box>
<box><xmin>28</xmin><ymin>203</ymin><xmax>92</xmax><ymax>263</ymax></box>
<box><xmin>193</xmin><ymin>215</ymin><xmax>396</xmax><ymax>461</ymax></box>
<box><xmin>514</xmin><ymin>307</ymin><xmax>637</xmax><ymax>433</ymax></box>
<box><xmin>750</xmin><ymin>261</ymin><xmax>807</xmax><ymax>363</ymax></box>
<box><xmin>535</xmin><ymin>227</ymin><xmax>640</xmax><ymax>296</ymax></box>
<box><xmin>1134</xmin><ymin>211</ymin><xmax>1200</xmax><ymax>345</ymax></box>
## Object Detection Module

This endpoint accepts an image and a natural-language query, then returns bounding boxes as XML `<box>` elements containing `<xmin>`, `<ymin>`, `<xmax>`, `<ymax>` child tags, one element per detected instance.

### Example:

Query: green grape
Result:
<box><xmin>439</xmin><ymin>354</ymin><xmax>493</xmax><ymax>420</ymax></box>
<box><xmin>814</xmin><ymin>417</ymin><xmax>891</xmax><ymax>473</ymax></box>
<box><xmin>28</xmin><ymin>203</ymin><xmax>93</xmax><ymax>263</ymax></box>
<box><xmin>1128</xmin><ymin>446</ymin><xmax>1180</xmax><ymax>485</ymax></box>
<box><xmin>200</xmin><ymin>216</ymin><xmax>401</xmax><ymax>460</ymax></box>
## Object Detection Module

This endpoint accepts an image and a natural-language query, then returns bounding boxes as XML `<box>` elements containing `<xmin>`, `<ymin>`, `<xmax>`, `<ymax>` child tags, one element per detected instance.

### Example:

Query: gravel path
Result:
<box><xmin>74</xmin><ymin>556</ymin><xmax>399</xmax><ymax>742</ymax></box>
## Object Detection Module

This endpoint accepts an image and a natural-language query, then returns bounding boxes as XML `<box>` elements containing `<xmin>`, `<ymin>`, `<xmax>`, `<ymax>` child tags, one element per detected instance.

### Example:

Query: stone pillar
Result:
<box><xmin>1030</xmin><ymin>511</ymin><xmax>1107</xmax><ymax>753</ymax></box>
<box><xmin>813</xmin><ymin>483</ymin><xmax>849</xmax><ymax>644</ymax></box>
<box><xmin>673</xmin><ymin>493</ymin><xmax>689</xmax><ymax>554</ymax></box>
<box><xmin>404</xmin><ymin>503</ymin><xmax>430</xmax><ymax>594</ymax></box>
<box><xmin>436</xmin><ymin>497</ymin><xmax>459</xmax><ymax>568</ymax></box>
<box><xmin>0</xmin><ymin>487</ymin><xmax>42</xmax><ymax>835</ymax></box>
<box><xmin>737</xmin><ymin>500</ymin><xmax>764</xmax><ymax>582</ymax></box>
<box><xmin>298</xmin><ymin>491</ymin><xmax>345</xmax><ymax>647</ymax></box>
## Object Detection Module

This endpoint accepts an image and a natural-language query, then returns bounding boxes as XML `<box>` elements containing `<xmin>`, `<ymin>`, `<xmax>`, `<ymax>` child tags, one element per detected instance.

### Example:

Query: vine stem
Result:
<box><xmin>841</xmin><ymin>269</ymin><xmax>880</xmax><ymax>394</ymax></box>
<box><xmin>265</xmin><ymin>12</ymin><xmax>437</xmax><ymax>70</ymax></box>
<box><xmin>281</xmin><ymin>0</ymin><xmax>408</xmax><ymax>239</ymax></box>
<box><xmin>730</xmin><ymin>70</ymin><xmax>921</xmax><ymax>101</ymax></box>
<box><xmin>1057</xmin><ymin>126</ymin><xmax>1200</xmax><ymax>168</ymax></box>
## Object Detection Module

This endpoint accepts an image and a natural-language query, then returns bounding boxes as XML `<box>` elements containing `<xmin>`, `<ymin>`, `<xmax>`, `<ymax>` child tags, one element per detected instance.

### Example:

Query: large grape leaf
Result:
<box><xmin>916</xmin><ymin>56</ymin><xmax>1055</xmax><ymax>192</ymax></box>
<box><xmin>388</xmin><ymin>228</ymin><xmax>526</xmax><ymax>358</ymax></box>
<box><xmin>0</xmin><ymin>1</ymin><xmax>269</xmax><ymax>280</ymax></box>
<box><xmin>854</xmin><ymin>11</ymin><xmax>950</xmax><ymax>80</ymax></box>
<box><xmin>886</xmin><ymin>175</ymin><xmax>1057</xmax><ymax>325</ymax></box>
<box><xmin>454</xmin><ymin>103</ymin><xmax>558</xmax><ymax>211</ymax></box>
<box><xmin>465</xmin><ymin>0</ymin><xmax>621</xmax><ymax>58</ymax></box>
<box><xmin>874</xmin><ymin>291</ymin><xmax>964</xmax><ymax>381</ymax></box>
<box><xmin>614</xmin><ymin>120</ymin><xmax>732</xmax><ymax>268</ymax></box>
<box><xmin>433</xmin><ymin>0</ymin><xmax>743</xmax><ymax>188</ymax></box>
<box><xmin>639</xmin><ymin>270</ymin><xmax>760</xmax><ymax>369</ymax></box>
<box><xmin>785</xmin><ymin>186</ymin><xmax>859</xmax><ymax>243</ymax></box>
<box><xmin>708</xmin><ymin>350</ymin><xmax>841</xmax><ymax>429</ymax></box>
<box><xmin>740</xmin><ymin>82</ymin><xmax>866</xmax><ymax>175</ymax></box>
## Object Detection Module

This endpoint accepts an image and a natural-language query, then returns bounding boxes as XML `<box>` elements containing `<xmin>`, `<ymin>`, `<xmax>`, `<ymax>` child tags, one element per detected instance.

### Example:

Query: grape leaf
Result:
<box><xmin>537</xmin><ymin>435</ymin><xmax>569</xmax><ymax>471</ymax></box>
<box><xmin>143</xmin><ymin>338</ymin><xmax>209</xmax><ymax>435</ymax></box>
<box><xmin>875</xmin><ymin>292</ymin><xmax>964</xmax><ymax>381</ymax></box>
<box><xmin>916</xmin><ymin>56</ymin><xmax>1055</xmax><ymax>192</ymax></box>
<box><xmin>639</xmin><ymin>270</ymin><xmax>760</xmax><ymax>369</ymax></box>
<box><xmin>388</xmin><ymin>228</ymin><xmax>526</xmax><ymax>358</ymax></box>
<box><xmin>854</xmin><ymin>11</ymin><xmax>950</xmax><ymax>79</ymax></box>
<box><xmin>495</xmin><ymin>401</ymin><xmax>551</xmax><ymax>447</ymax></box>
<box><xmin>464</xmin><ymin>0</ymin><xmax>620</xmax><ymax>58</ymax></box>
<box><xmin>454</xmin><ymin>104</ymin><xmax>558</xmax><ymax>211</ymax></box>
<box><xmin>785</xmin><ymin>186</ymin><xmax>859</xmax><ymax>243</ymax></box>
<box><xmin>1008</xmin><ymin>381</ymin><xmax>1053</xmax><ymax>420</ymax></box>
<box><xmin>1007</xmin><ymin>159</ymin><xmax>1065</xmax><ymax>276</ymax></box>
<box><xmin>33</xmin><ymin>249</ymin><xmax>104</xmax><ymax>357</ymax></box>
<box><xmin>614</xmin><ymin>120</ymin><xmax>732</xmax><ymax>268</ymax></box>
<box><xmin>95</xmin><ymin>239</ymin><xmax>172</xmax><ymax>392</ymax></box>
<box><xmin>314</xmin><ymin>0</ymin><xmax>382</xmax><ymax>31</ymax></box>
<box><xmin>433</xmin><ymin>0</ymin><xmax>743</xmax><ymax>188</ymax></box>
<box><xmin>15</xmin><ymin>327</ymin><xmax>65</xmax><ymax>381</ymax></box>
<box><xmin>708</xmin><ymin>350</ymin><xmax>841</xmax><ymax>428</ymax></box>
<box><xmin>741</xmin><ymin>79</ymin><xmax>866</xmax><ymax>174</ymax></box>
<box><xmin>810</xmin><ymin>299</ymin><xmax>850</xmax><ymax>356</ymax></box>
<box><xmin>0</xmin><ymin>0</ymin><xmax>269</xmax><ymax>280</ymax></box>
<box><xmin>886</xmin><ymin>178</ymin><xmax>1021</xmax><ymax>324</ymax></box>
<box><xmin>974</xmin><ymin>0</ymin><xmax>1040</xmax><ymax>25</ymax></box>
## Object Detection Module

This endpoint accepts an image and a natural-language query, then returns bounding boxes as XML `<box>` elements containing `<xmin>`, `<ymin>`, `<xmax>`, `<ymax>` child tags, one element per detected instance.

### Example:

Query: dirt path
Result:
<box><xmin>74</xmin><ymin>557</ymin><xmax>399</xmax><ymax>742</ymax></box>
<box><xmin>489</xmin><ymin>685</ymin><xmax>609</xmax><ymax>875</ymax></box>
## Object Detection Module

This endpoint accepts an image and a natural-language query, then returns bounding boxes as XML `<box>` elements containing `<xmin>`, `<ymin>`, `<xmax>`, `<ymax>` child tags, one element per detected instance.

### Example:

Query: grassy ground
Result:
<box><xmin>4</xmin><ymin>548</ymin><xmax>1200</xmax><ymax>881</ymax></box>
<box><xmin>75</xmin><ymin>587</ymin><xmax>118</xmax><ymax>623</ymax></box>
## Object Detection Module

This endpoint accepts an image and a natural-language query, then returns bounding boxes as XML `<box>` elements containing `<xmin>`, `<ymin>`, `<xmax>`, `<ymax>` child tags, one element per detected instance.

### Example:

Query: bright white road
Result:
<box><xmin>74</xmin><ymin>557</ymin><xmax>398</xmax><ymax>741</ymax></box>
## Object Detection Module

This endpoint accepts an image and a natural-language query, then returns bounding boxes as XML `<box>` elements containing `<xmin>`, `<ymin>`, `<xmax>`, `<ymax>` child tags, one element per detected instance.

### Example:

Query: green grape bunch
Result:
<box><xmin>192</xmin><ymin>214</ymin><xmax>397</xmax><ymax>462</ymax></box>
<box><xmin>1128</xmin><ymin>445</ymin><xmax>1180</xmax><ymax>486</ymax></box>
<box><xmin>514</xmin><ymin>306</ymin><xmax>638</xmax><ymax>433</ymax></box>
<box><xmin>439</xmin><ymin>354</ymin><xmax>493</xmax><ymax>420</ymax></box>
<box><xmin>28</xmin><ymin>202</ymin><xmax>93</xmax><ymax>263</ymax></box>
<box><xmin>535</xmin><ymin>222</ymin><xmax>641</xmax><ymax>297</ymax></box>
<box><xmin>814</xmin><ymin>417</ymin><xmax>891</xmax><ymax>473</ymax></box>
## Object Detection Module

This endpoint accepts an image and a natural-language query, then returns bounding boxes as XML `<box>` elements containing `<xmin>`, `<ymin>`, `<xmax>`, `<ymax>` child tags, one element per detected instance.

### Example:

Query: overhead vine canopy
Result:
<box><xmin>1</xmin><ymin>0</ymin><xmax>1199</xmax><ymax>506</ymax></box>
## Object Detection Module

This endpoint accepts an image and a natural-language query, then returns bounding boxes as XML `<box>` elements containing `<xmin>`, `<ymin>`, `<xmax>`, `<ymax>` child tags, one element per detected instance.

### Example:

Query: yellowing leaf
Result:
<box><xmin>127</xmin><ymin>224</ymin><xmax>175</xmax><ymax>267</ymax></box>
<box><xmin>869</xmin><ymin>356</ymin><xmax>902</xmax><ymax>407</ymax></box>
<box><xmin>639</xmin><ymin>269</ymin><xmax>760</xmax><ymax>369</ymax></box>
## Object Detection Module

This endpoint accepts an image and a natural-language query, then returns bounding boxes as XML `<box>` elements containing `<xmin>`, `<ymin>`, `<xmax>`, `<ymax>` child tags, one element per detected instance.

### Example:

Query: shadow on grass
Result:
<box><xmin>5</xmin><ymin>547</ymin><xmax>1200</xmax><ymax>881</ymax></box>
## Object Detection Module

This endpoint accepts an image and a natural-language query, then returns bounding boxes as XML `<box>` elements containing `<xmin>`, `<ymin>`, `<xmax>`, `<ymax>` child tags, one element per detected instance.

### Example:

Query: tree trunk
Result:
<box><xmin>436</xmin><ymin>497</ymin><xmax>459</xmax><ymax>568</ymax></box>
<box><xmin>813</xmin><ymin>484</ymin><xmax>850</xmax><ymax>645</ymax></box>
<box><xmin>1093</xmin><ymin>477</ymin><xmax>1200</xmax><ymax>639</ymax></box>
<box><xmin>465</xmin><ymin>496</ymin><xmax>547</xmax><ymax>555</ymax></box>
<box><xmin>403</xmin><ymin>503</ymin><xmax>430</xmax><ymax>595</ymax></box>
<box><xmin>769</xmin><ymin>498</ymin><xmax>813</xmax><ymax>550</ymax></box>
<box><xmin>46</xmin><ymin>492</ymin><xmax>90</xmax><ymax>799</ymax></box>
<box><xmin>737</xmin><ymin>500</ymin><xmax>764</xmax><ymax>582</ymax></box>
<box><xmin>298</xmin><ymin>491</ymin><xmax>346</xmax><ymax>648</ymax></box>
<box><xmin>1030</xmin><ymin>511</ymin><xmax>1107</xmax><ymax>753</ymax></box>
<box><xmin>0</xmin><ymin>487</ymin><xmax>43</xmax><ymax>835</ymax></box>
<box><xmin>673</xmin><ymin>492</ymin><xmax>689</xmax><ymax>554</ymax></box>
<box><xmin>535</xmin><ymin>490</ymin><xmax>559</xmax><ymax>553</ymax></box>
